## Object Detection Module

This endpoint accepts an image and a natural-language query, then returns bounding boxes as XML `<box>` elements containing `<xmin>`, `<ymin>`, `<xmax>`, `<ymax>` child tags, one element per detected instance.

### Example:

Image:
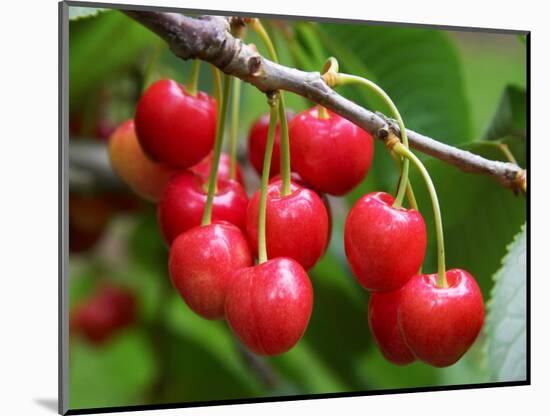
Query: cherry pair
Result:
<box><xmin>71</xmin><ymin>284</ymin><xmax>136</xmax><ymax>344</ymax></box>
<box><xmin>168</xmin><ymin>221</ymin><xmax>313</xmax><ymax>355</ymax></box>
<box><xmin>345</xmin><ymin>192</ymin><xmax>484</xmax><ymax>367</ymax></box>
<box><xmin>249</xmin><ymin>107</ymin><xmax>374</xmax><ymax>196</ymax></box>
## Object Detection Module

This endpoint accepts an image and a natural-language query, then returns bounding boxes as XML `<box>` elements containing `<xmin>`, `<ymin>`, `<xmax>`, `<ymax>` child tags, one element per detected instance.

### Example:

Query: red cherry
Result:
<box><xmin>398</xmin><ymin>269</ymin><xmax>485</xmax><ymax>367</ymax></box>
<box><xmin>71</xmin><ymin>301</ymin><xmax>117</xmax><ymax>343</ymax></box>
<box><xmin>269</xmin><ymin>172</ymin><xmax>333</xmax><ymax>254</ymax></box>
<box><xmin>225</xmin><ymin>257</ymin><xmax>313</xmax><ymax>355</ymax></box>
<box><xmin>247</xmin><ymin>111</ymin><xmax>293</xmax><ymax>178</ymax></box>
<box><xmin>289</xmin><ymin>107</ymin><xmax>374</xmax><ymax>195</ymax></box>
<box><xmin>95</xmin><ymin>285</ymin><xmax>136</xmax><ymax>328</ymax></box>
<box><xmin>71</xmin><ymin>285</ymin><xmax>136</xmax><ymax>344</ymax></box>
<box><xmin>191</xmin><ymin>152</ymin><xmax>245</xmax><ymax>186</ymax></box>
<box><xmin>135</xmin><ymin>79</ymin><xmax>217</xmax><ymax>168</ymax></box>
<box><xmin>108</xmin><ymin>119</ymin><xmax>177</xmax><ymax>202</ymax></box>
<box><xmin>169</xmin><ymin>222</ymin><xmax>253</xmax><ymax>319</ymax></box>
<box><xmin>368</xmin><ymin>288</ymin><xmax>415</xmax><ymax>365</ymax></box>
<box><xmin>344</xmin><ymin>192</ymin><xmax>426</xmax><ymax>292</ymax></box>
<box><xmin>247</xmin><ymin>179</ymin><xmax>329</xmax><ymax>270</ymax></box>
<box><xmin>158</xmin><ymin>171</ymin><xmax>248</xmax><ymax>244</ymax></box>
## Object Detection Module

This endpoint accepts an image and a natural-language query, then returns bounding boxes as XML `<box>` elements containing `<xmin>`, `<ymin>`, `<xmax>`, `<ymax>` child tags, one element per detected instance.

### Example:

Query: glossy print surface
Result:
<box><xmin>158</xmin><ymin>171</ymin><xmax>248</xmax><ymax>244</ymax></box>
<box><xmin>368</xmin><ymin>288</ymin><xmax>415</xmax><ymax>365</ymax></box>
<box><xmin>247</xmin><ymin>179</ymin><xmax>329</xmax><ymax>270</ymax></box>
<box><xmin>169</xmin><ymin>222</ymin><xmax>253</xmax><ymax>320</ymax></box>
<box><xmin>135</xmin><ymin>79</ymin><xmax>217</xmax><ymax>168</ymax></box>
<box><xmin>191</xmin><ymin>152</ymin><xmax>245</xmax><ymax>185</ymax></box>
<box><xmin>344</xmin><ymin>192</ymin><xmax>427</xmax><ymax>292</ymax></box>
<box><xmin>398</xmin><ymin>269</ymin><xmax>485</xmax><ymax>367</ymax></box>
<box><xmin>225</xmin><ymin>257</ymin><xmax>313</xmax><ymax>355</ymax></box>
<box><xmin>289</xmin><ymin>107</ymin><xmax>374</xmax><ymax>195</ymax></box>
<box><xmin>108</xmin><ymin>119</ymin><xmax>177</xmax><ymax>202</ymax></box>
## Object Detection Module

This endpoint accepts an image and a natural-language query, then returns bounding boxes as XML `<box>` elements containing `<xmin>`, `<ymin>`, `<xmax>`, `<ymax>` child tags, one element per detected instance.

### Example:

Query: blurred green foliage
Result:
<box><xmin>68</xmin><ymin>7</ymin><xmax>527</xmax><ymax>411</ymax></box>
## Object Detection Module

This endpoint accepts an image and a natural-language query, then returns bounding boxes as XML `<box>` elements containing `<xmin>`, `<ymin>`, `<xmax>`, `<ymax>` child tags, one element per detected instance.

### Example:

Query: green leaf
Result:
<box><xmin>69</xmin><ymin>11</ymin><xmax>162</xmax><ymax>109</ymax></box>
<box><xmin>316</xmin><ymin>23</ymin><xmax>472</xmax><ymax>145</ymax></box>
<box><xmin>484</xmin><ymin>224</ymin><xmax>527</xmax><ymax>382</ymax></box>
<box><xmin>157</xmin><ymin>294</ymin><xmax>263</xmax><ymax>402</ymax></box>
<box><xmin>302</xmin><ymin>22</ymin><xmax>473</xmax><ymax>197</ymax></box>
<box><xmin>69</xmin><ymin>7</ymin><xmax>108</xmax><ymax>20</ymax></box>
<box><xmin>69</xmin><ymin>329</ymin><xmax>158</xmax><ymax>410</ymax></box>
<box><xmin>484</xmin><ymin>85</ymin><xmax>526</xmax><ymax>140</ymax></box>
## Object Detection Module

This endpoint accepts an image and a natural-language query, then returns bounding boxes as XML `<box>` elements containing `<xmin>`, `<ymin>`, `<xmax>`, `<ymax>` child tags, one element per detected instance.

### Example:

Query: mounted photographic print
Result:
<box><xmin>59</xmin><ymin>1</ymin><xmax>529</xmax><ymax>414</ymax></box>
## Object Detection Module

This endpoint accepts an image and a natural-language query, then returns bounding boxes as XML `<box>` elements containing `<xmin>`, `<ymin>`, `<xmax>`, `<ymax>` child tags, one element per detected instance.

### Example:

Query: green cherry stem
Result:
<box><xmin>393</xmin><ymin>142</ymin><xmax>447</xmax><ymax>287</ymax></box>
<box><xmin>229</xmin><ymin>78</ymin><xmax>241</xmax><ymax>181</ymax></box>
<box><xmin>277</xmin><ymin>95</ymin><xmax>292</xmax><ymax>196</ymax></box>
<box><xmin>389</xmin><ymin>150</ymin><xmax>419</xmax><ymax>211</ymax></box>
<box><xmin>141</xmin><ymin>43</ymin><xmax>164</xmax><ymax>93</ymax></box>
<box><xmin>258</xmin><ymin>93</ymin><xmax>280</xmax><ymax>264</ymax></box>
<box><xmin>187</xmin><ymin>59</ymin><xmax>201</xmax><ymax>96</ymax></box>
<box><xmin>317</xmin><ymin>104</ymin><xmax>330</xmax><ymax>119</ymax></box>
<box><xmin>201</xmin><ymin>74</ymin><xmax>233</xmax><ymax>226</ymax></box>
<box><xmin>249</xmin><ymin>18</ymin><xmax>291</xmax><ymax>196</ymax></box>
<box><xmin>336</xmin><ymin>73</ymin><xmax>410</xmax><ymax>208</ymax></box>
<box><xmin>211</xmin><ymin>65</ymin><xmax>222</xmax><ymax>104</ymax></box>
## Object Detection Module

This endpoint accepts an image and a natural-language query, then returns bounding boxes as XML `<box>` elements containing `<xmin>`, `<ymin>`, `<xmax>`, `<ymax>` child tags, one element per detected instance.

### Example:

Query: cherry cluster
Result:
<box><xmin>107</xmin><ymin>55</ymin><xmax>484</xmax><ymax>364</ymax></box>
<box><xmin>71</xmin><ymin>284</ymin><xmax>136</xmax><ymax>344</ymax></box>
<box><xmin>108</xmin><ymin>75</ymin><xmax>374</xmax><ymax>355</ymax></box>
<box><xmin>345</xmin><ymin>193</ymin><xmax>484</xmax><ymax>367</ymax></box>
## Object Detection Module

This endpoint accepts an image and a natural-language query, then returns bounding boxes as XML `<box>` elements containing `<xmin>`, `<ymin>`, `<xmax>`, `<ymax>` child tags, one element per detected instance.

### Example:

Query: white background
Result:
<box><xmin>1</xmin><ymin>0</ymin><xmax>547</xmax><ymax>414</ymax></box>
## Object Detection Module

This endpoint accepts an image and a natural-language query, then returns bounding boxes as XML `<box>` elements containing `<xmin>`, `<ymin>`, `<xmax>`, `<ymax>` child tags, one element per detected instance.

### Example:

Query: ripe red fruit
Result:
<box><xmin>108</xmin><ymin>119</ymin><xmax>177</xmax><ymax>202</ymax></box>
<box><xmin>158</xmin><ymin>171</ymin><xmax>248</xmax><ymax>244</ymax></box>
<box><xmin>269</xmin><ymin>172</ymin><xmax>333</xmax><ymax>254</ymax></box>
<box><xmin>225</xmin><ymin>257</ymin><xmax>313</xmax><ymax>355</ymax></box>
<box><xmin>398</xmin><ymin>269</ymin><xmax>484</xmax><ymax>367</ymax></box>
<box><xmin>368</xmin><ymin>289</ymin><xmax>415</xmax><ymax>365</ymax></box>
<box><xmin>289</xmin><ymin>107</ymin><xmax>374</xmax><ymax>195</ymax></box>
<box><xmin>135</xmin><ymin>79</ymin><xmax>217</xmax><ymax>168</ymax></box>
<box><xmin>71</xmin><ymin>285</ymin><xmax>136</xmax><ymax>344</ymax></box>
<box><xmin>247</xmin><ymin>179</ymin><xmax>329</xmax><ymax>270</ymax></box>
<box><xmin>247</xmin><ymin>111</ymin><xmax>293</xmax><ymax>178</ymax></box>
<box><xmin>169</xmin><ymin>222</ymin><xmax>253</xmax><ymax>319</ymax></box>
<box><xmin>344</xmin><ymin>192</ymin><xmax>426</xmax><ymax>292</ymax></box>
<box><xmin>191</xmin><ymin>152</ymin><xmax>244</xmax><ymax>186</ymax></box>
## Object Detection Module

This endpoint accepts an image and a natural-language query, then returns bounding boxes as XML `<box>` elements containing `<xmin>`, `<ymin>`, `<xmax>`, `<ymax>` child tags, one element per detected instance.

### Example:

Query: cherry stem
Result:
<box><xmin>317</xmin><ymin>105</ymin><xmax>330</xmax><ymax>119</ymax></box>
<box><xmin>201</xmin><ymin>74</ymin><xmax>233</xmax><ymax>226</ymax></box>
<box><xmin>142</xmin><ymin>43</ymin><xmax>164</xmax><ymax>93</ymax></box>
<box><xmin>258</xmin><ymin>93</ymin><xmax>280</xmax><ymax>264</ymax></box>
<box><xmin>389</xmin><ymin>151</ymin><xmax>418</xmax><ymax>211</ymax></box>
<box><xmin>336</xmin><ymin>73</ymin><xmax>410</xmax><ymax>209</ymax></box>
<box><xmin>211</xmin><ymin>65</ymin><xmax>222</xmax><ymax>104</ymax></box>
<box><xmin>249</xmin><ymin>18</ymin><xmax>291</xmax><ymax>196</ymax></box>
<box><xmin>187</xmin><ymin>59</ymin><xmax>201</xmax><ymax>96</ymax></box>
<box><xmin>393</xmin><ymin>142</ymin><xmax>447</xmax><ymax>287</ymax></box>
<box><xmin>229</xmin><ymin>78</ymin><xmax>241</xmax><ymax>180</ymax></box>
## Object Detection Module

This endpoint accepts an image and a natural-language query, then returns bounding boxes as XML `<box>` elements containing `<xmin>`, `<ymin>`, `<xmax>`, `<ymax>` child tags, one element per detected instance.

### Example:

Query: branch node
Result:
<box><xmin>514</xmin><ymin>169</ymin><xmax>527</xmax><ymax>195</ymax></box>
<box><xmin>248</xmin><ymin>55</ymin><xmax>263</xmax><ymax>77</ymax></box>
<box><xmin>377</xmin><ymin>127</ymin><xmax>389</xmax><ymax>141</ymax></box>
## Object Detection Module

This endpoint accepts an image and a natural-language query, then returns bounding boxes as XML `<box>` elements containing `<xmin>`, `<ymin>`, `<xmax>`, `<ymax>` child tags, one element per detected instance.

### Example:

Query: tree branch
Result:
<box><xmin>122</xmin><ymin>10</ymin><xmax>526</xmax><ymax>193</ymax></box>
